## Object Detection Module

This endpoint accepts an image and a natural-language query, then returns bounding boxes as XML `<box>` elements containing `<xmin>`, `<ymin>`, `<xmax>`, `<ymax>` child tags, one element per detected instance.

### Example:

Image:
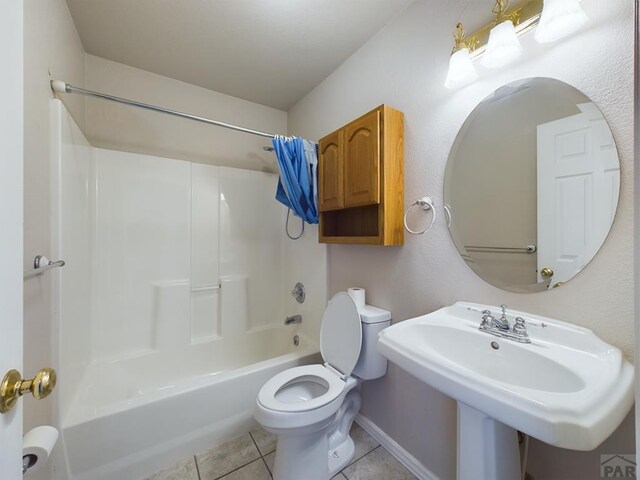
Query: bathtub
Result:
<box><xmin>50</xmin><ymin>101</ymin><xmax>327</xmax><ymax>480</ymax></box>
<box><xmin>56</xmin><ymin>327</ymin><xmax>320</xmax><ymax>480</ymax></box>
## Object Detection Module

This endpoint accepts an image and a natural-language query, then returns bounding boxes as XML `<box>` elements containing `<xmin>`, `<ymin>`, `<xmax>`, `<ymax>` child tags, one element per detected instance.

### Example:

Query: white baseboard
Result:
<box><xmin>355</xmin><ymin>413</ymin><xmax>441</xmax><ymax>480</ymax></box>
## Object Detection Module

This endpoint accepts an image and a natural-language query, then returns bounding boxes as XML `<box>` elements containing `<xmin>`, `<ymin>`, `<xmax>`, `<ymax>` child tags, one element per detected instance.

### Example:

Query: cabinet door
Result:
<box><xmin>318</xmin><ymin>130</ymin><xmax>344</xmax><ymax>211</ymax></box>
<box><xmin>344</xmin><ymin>110</ymin><xmax>380</xmax><ymax>207</ymax></box>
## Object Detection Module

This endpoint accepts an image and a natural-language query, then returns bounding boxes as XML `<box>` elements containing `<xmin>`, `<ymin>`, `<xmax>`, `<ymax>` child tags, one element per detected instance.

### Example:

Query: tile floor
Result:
<box><xmin>144</xmin><ymin>422</ymin><xmax>417</xmax><ymax>480</ymax></box>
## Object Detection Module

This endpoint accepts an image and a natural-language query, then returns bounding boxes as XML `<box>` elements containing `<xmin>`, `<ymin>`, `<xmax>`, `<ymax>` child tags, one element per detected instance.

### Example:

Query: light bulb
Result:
<box><xmin>482</xmin><ymin>20</ymin><xmax>523</xmax><ymax>69</ymax></box>
<box><xmin>444</xmin><ymin>48</ymin><xmax>479</xmax><ymax>89</ymax></box>
<box><xmin>535</xmin><ymin>0</ymin><xmax>588</xmax><ymax>43</ymax></box>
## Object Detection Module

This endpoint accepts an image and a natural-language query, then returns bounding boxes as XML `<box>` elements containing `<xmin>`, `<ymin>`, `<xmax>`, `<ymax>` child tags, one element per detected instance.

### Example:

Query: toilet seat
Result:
<box><xmin>319</xmin><ymin>292</ymin><xmax>362</xmax><ymax>378</ymax></box>
<box><xmin>257</xmin><ymin>364</ymin><xmax>345</xmax><ymax>413</ymax></box>
<box><xmin>257</xmin><ymin>292</ymin><xmax>363</xmax><ymax>417</ymax></box>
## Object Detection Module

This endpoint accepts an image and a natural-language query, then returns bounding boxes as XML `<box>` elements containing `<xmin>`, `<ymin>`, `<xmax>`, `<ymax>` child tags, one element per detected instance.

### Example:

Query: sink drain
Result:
<box><xmin>491</xmin><ymin>341</ymin><xmax>500</xmax><ymax>350</ymax></box>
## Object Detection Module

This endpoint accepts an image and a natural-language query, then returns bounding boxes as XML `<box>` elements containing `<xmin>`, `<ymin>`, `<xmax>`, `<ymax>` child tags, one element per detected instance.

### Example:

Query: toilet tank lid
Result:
<box><xmin>359</xmin><ymin>304</ymin><xmax>391</xmax><ymax>324</ymax></box>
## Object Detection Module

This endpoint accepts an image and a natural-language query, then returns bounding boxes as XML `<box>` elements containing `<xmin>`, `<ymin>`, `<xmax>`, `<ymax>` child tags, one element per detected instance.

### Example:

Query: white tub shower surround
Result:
<box><xmin>49</xmin><ymin>100</ymin><xmax>325</xmax><ymax>480</ymax></box>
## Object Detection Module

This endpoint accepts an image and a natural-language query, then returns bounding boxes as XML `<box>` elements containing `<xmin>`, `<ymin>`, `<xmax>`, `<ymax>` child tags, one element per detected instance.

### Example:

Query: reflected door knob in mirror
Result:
<box><xmin>540</xmin><ymin>267</ymin><xmax>554</xmax><ymax>278</ymax></box>
<box><xmin>0</xmin><ymin>367</ymin><xmax>57</xmax><ymax>413</ymax></box>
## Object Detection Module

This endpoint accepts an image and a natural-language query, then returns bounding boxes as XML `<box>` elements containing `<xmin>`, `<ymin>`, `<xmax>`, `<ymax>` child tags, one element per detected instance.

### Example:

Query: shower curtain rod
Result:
<box><xmin>50</xmin><ymin>80</ymin><xmax>278</xmax><ymax>139</ymax></box>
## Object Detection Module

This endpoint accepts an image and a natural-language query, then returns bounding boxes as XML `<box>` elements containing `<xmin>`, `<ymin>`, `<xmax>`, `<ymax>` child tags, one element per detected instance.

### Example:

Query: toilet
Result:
<box><xmin>254</xmin><ymin>292</ymin><xmax>391</xmax><ymax>480</ymax></box>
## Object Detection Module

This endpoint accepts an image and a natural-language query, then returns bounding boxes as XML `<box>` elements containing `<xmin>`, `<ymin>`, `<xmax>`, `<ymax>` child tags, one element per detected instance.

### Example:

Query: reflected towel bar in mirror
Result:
<box><xmin>24</xmin><ymin>255</ymin><xmax>66</xmax><ymax>279</ymax></box>
<box><xmin>464</xmin><ymin>245</ymin><xmax>537</xmax><ymax>254</ymax></box>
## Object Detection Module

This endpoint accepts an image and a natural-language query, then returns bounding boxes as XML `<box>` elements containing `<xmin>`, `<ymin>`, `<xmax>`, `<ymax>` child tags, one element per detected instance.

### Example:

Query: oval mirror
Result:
<box><xmin>444</xmin><ymin>78</ymin><xmax>620</xmax><ymax>293</ymax></box>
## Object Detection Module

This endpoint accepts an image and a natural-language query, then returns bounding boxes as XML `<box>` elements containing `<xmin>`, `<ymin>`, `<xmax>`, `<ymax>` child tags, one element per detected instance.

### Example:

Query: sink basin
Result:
<box><xmin>424</xmin><ymin>324</ymin><xmax>586</xmax><ymax>393</ymax></box>
<box><xmin>377</xmin><ymin>302</ymin><xmax>634</xmax><ymax>455</ymax></box>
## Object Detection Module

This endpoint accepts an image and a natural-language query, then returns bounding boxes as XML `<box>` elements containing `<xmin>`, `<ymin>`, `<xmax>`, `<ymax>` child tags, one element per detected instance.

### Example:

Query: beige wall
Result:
<box><xmin>23</xmin><ymin>0</ymin><xmax>86</xmax><ymax>439</ymax></box>
<box><xmin>84</xmin><ymin>54</ymin><xmax>286</xmax><ymax>172</ymax></box>
<box><xmin>288</xmin><ymin>1</ymin><xmax>634</xmax><ymax>478</ymax></box>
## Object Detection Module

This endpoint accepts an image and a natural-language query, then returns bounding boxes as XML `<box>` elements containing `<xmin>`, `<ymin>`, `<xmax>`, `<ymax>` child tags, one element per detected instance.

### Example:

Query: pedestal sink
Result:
<box><xmin>377</xmin><ymin>302</ymin><xmax>634</xmax><ymax>480</ymax></box>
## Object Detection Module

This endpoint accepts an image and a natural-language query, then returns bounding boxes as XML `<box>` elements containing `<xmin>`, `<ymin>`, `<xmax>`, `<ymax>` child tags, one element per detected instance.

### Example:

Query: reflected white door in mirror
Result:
<box><xmin>377</xmin><ymin>302</ymin><xmax>634</xmax><ymax>480</ymax></box>
<box><xmin>444</xmin><ymin>78</ymin><xmax>620</xmax><ymax>293</ymax></box>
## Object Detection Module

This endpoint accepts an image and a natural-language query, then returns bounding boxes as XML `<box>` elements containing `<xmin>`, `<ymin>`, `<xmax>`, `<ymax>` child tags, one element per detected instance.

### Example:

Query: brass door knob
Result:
<box><xmin>540</xmin><ymin>267</ymin><xmax>554</xmax><ymax>278</ymax></box>
<box><xmin>0</xmin><ymin>368</ymin><xmax>57</xmax><ymax>414</ymax></box>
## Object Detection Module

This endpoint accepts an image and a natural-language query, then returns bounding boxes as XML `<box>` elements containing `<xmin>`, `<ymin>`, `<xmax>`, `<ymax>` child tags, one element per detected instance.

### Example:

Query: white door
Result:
<box><xmin>537</xmin><ymin>102</ymin><xmax>620</xmax><ymax>287</ymax></box>
<box><xmin>0</xmin><ymin>2</ymin><xmax>24</xmax><ymax>479</ymax></box>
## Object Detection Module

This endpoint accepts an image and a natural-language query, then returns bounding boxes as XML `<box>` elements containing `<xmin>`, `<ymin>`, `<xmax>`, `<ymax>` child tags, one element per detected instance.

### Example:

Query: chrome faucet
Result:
<box><xmin>495</xmin><ymin>304</ymin><xmax>511</xmax><ymax>330</ymax></box>
<box><xmin>284</xmin><ymin>314</ymin><xmax>302</xmax><ymax>325</ymax></box>
<box><xmin>479</xmin><ymin>305</ymin><xmax>530</xmax><ymax>343</ymax></box>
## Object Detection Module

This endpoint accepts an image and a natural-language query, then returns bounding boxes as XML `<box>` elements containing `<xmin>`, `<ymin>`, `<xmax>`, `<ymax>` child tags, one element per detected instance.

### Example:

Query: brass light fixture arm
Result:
<box><xmin>457</xmin><ymin>0</ymin><xmax>546</xmax><ymax>60</ymax></box>
<box><xmin>452</xmin><ymin>23</ymin><xmax>469</xmax><ymax>54</ymax></box>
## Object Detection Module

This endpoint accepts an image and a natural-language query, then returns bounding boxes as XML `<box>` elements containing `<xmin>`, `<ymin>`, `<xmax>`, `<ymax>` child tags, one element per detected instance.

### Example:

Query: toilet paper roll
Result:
<box><xmin>23</xmin><ymin>426</ymin><xmax>59</xmax><ymax>475</ymax></box>
<box><xmin>348</xmin><ymin>287</ymin><xmax>366</xmax><ymax>308</ymax></box>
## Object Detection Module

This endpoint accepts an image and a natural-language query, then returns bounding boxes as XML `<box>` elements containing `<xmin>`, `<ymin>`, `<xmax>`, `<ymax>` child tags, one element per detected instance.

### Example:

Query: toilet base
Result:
<box><xmin>328</xmin><ymin>435</ymin><xmax>355</xmax><ymax>475</ymax></box>
<box><xmin>272</xmin><ymin>389</ymin><xmax>361</xmax><ymax>480</ymax></box>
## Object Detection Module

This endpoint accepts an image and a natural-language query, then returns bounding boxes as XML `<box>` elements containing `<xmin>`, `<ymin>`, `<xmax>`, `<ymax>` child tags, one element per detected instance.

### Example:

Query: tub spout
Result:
<box><xmin>284</xmin><ymin>315</ymin><xmax>302</xmax><ymax>325</ymax></box>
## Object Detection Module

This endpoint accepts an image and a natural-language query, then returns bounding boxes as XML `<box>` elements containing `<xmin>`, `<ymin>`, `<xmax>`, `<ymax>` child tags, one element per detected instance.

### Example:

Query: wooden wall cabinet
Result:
<box><xmin>318</xmin><ymin>105</ymin><xmax>404</xmax><ymax>246</ymax></box>
<box><xmin>318</xmin><ymin>130</ymin><xmax>344</xmax><ymax>211</ymax></box>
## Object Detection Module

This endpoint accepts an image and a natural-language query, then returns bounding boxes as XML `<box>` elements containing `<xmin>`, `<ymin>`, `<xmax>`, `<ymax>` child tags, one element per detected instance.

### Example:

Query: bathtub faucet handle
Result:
<box><xmin>291</xmin><ymin>282</ymin><xmax>305</xmax><ymax>303</ymax></box>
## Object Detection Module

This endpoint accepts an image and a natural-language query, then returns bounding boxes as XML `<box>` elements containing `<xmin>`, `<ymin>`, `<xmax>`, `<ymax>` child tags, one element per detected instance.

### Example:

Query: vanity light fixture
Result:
<box><xmin>534</xmin><ymin>0</ymin><xmax>588</xmax><ymax>43</ymax></box>
<box><xmin>444</xmin><ymin>24</ymin><xmax>479</xmax><ymax>89</ymax></box>
<box><xmin>482</xmin><ymin>0</ymin><xmax>524</xmax><ymax>69</ymax></box>
<box><xmin>444</xmin><ymin>0</ymin><xmax>588</xmax><ymax>89</ymax></box>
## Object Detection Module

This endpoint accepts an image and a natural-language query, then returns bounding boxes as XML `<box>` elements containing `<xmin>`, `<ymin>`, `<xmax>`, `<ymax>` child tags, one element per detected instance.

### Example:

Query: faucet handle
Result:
<box><xmin>500</xmin><ymin>304</ymin><xmax>508</xmax><ymax>318</ymax></box>
<box><xmin>480</xmin><ymin>310</ymin><xmax>494</xmax><ymax>329</ymax></box>
<box><xmin>513</xmin><ymin>317</ymin><xmax>527</xmax><ymax>335</ymax></box>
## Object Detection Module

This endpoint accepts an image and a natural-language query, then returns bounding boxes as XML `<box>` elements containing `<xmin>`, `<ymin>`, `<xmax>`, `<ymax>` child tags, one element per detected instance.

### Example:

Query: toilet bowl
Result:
<box><xmin>255</xmin><ymin>292</ymin><xmax>391</xmax><ymax>480</ymax></box>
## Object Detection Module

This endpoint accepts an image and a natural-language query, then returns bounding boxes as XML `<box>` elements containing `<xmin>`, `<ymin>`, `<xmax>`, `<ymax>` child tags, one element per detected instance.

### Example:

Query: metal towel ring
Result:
<box><xmin>404</xmin><ymin>196</ymin><xmax>436</xmax><ymax>235</ymax></box>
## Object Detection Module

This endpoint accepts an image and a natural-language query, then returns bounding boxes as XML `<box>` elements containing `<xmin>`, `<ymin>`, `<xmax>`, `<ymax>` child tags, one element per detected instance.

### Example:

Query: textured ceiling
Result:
<box><xmin>65</xmin><ymin>0</ymin><xmax>414</xmax><ymax>110</ymax></box>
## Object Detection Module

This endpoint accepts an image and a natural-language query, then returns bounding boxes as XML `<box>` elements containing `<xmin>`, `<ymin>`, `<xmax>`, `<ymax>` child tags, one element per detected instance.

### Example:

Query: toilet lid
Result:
<box><xmin>320</xmin><ymin>292</ymin><xmax>362</xmax><ymax>377</ymax></box>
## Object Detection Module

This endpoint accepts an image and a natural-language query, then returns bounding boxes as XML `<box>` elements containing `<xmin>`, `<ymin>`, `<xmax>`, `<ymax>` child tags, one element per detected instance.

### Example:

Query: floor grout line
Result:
<box><xmin>214</xmin><ymin>457</ymin><xmax>264</xmax><ymax>480</ymax></box>
<box><xmin>193</xmin><ymin>455</ymin><xmax>202</xmax><ymax>480</ymax></box>
<box><xmin>248</xmin><ymin>431</ymin><xmax>264</xmax><ymax>457</ymax></box>
<box><xmin>338</xmin><ymin>444</ymin><xmax>382</xmax><ymax>479</ymax></box>
<box><xmin>346</xmin><ymin>443</ymin><xmax>379</xmax><ymax>469</ymax></box>
<box><xmin>249</xmin><ymin>432</ymin><xmax>274</xmax><ymax>478</ymax></box>
<box><xmin>179</xmin><ymin>427</ymin><xmax>411</xmax><ymax>480</ymax></box>
<box><xmin>260</xmin><ymin>455</ymin><xmax>273</xmax><ymax>478</ymax></box>
<box><xmin>345</xmin><ymin>444</ymin><xmax>382</xmax><ymax>471</ymax></box>
<box><xmin>248</xmin><ymin>431</ymin><xmax>257</xmax><ymax>445</ymax></box>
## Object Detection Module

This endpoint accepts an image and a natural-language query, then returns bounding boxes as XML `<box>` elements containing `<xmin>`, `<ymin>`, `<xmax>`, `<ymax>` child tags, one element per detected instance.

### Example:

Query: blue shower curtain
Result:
<box><xmin>272</xmin><ymin>136</ymin><xmax>319</xmax><ymax>224</ymax></box>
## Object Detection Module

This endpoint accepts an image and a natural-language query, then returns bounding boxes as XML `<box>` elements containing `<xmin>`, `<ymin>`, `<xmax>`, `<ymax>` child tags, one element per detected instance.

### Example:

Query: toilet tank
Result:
<box><xmin>352</xmin><ymin>304</ymin><xmax>391</xmax><ymax>380</ymax></box>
